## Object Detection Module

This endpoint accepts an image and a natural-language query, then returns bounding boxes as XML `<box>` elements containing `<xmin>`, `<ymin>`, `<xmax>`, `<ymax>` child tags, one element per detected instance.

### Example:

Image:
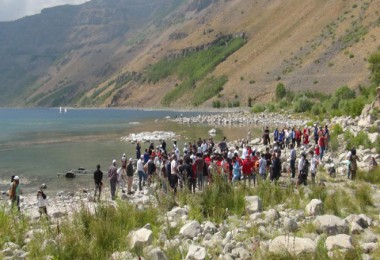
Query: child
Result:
<box><xmin>37</xmin><ymin>190</ymin><xmax>48</xmax><ymax>217</ymax></box>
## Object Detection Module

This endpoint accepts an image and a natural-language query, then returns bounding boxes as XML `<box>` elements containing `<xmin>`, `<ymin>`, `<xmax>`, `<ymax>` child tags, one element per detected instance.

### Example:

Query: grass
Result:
<box><xmin>192</xmin><ymin>76</ymin><xmax>228</xmax><ymax>106</ymax></box>
<box><xmin>143</xmin><ymin>36</ymin><xmax>246</xmax><ymax>106</ymax></box>
<box><xmin>357</xmin><ymin>167</ymin><xmax>380</xmax><ymax>183</ymax></box>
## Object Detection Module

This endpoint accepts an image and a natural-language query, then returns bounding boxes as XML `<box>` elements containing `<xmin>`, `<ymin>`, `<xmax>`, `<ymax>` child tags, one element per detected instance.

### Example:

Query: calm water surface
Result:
<box><xmin>0</xmin><ymin>108</ymin><xmax>258</xmax><ymax>193</ymax></box>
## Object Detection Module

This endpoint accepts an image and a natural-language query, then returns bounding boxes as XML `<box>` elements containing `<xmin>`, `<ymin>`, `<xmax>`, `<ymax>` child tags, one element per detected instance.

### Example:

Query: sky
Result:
<box><xmin>0</xmin><ymin>0</ymin><xmax>90</xmax><ymax>21</ymax></box>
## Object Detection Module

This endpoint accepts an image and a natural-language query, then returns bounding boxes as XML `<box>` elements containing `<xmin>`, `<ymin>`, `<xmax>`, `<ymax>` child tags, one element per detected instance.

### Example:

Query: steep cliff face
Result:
<box><xmin>0</xmin><ymin>0</ymin><xmax>379</xmax><ymax>107</ymax></box>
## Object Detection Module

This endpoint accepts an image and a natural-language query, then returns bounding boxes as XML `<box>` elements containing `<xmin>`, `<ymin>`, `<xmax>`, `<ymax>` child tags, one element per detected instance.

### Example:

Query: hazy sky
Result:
<box><xmin>0</xmin><ymin>0</ymin><xmax>90</xmax><ymax>21</ymax></box>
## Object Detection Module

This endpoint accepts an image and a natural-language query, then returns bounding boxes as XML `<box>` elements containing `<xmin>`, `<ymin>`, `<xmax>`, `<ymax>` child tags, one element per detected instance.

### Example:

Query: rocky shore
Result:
<box><xmin>1</xmin><ymin>100</ymin><xmax>380</xmax><ymax>259</ymax></box>
<box><xmin>169</xmin><ymin>111</ymin><xmax>307</xmax><ymax>127</ymax></box>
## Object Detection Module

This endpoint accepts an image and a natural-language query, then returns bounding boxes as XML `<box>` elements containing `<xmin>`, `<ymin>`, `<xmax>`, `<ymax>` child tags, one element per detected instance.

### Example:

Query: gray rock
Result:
<box><xmin>314</xmin><ymin>215</ymin><xmax>349</xmax><ymax>235</ymax></box>
<box><xmin>361</xmin><ymin>254</ymin><xmax>372</xmax><ymax>260</ymax></box>
<box><xmin>180</xmin><ymin>221</ymin><xmax>201</xmax><ymax>239</ymax></box>
<box><xmin>185</xmin><ymin>245</ymin><xmax>206</xmax><ymax>260</ymax></box>
<box><xmin>361</xmin><ymin>242</ymin><xmax>378</xmax><ymax>254</ymax></box>
<box><xmin>3</xmin><ymin>242</ymin><xmax>20</xmax><ymax>250</ymax></box>
<box><xmin>361</xmin><ymin>230</ymin><xmax>378</xmax><ymax>243</ymax></box>
<box><xmin>129</xmin><ymin>228</ymin><xmax>153</xmax><ymax>249</ymax></box>
<box><xmin>1</xmin><ymin>248</ymin><xmax>13</xmax><ymax>257</ymax></box>
<box><xmin>350</xmin><ymin>222</ymin><xmax>363</xmax><ymax>234</ymax></box>
<box><xmin>40</xmin><ymin>183</ymin><xmax>47</xmax><ymax>189</ymax></box>
<box><xmin>145</xmin><ymin>247</ymin><xmax>168</xmax><ymax>260</ymax></box>
<box><xmin>203</xmin><ymin>221</ymin><xmax>217</xmax><ymax>235</ymax></box>
<box><xmin>305</xmin><ymin>199</ymin><xmax>323</xmax><ymax>216</ymax></box>
<box><xmin>266</xmin><ymin>209</ymin><xmax>280</xmax><ymax>221</ymax></box>
<box><xmin>245</xmin><ymin>196</ymin><xmax>262</xmax><ymax>214</ymax></box>
<box><xmin>269</xmin><ymin>236</ymin><xmax>316</xmax><ymax>255</ymax></box>
<box><xmin>249</xmin><ymin>212</ymin><xmax>262</xmax><ymax>221</ymax></box>
<box><xmin>345</xmin><ymin>214</ymin><xmax>372</xmax><ymax>229</ymax></box>
<box><xmin>110</xmin><ymin>251</ymin><xmax>134</xmax><ymax>260</ymax></box>
<box><xmin>50</xmin><ymin>208</ymin><xmax>67</xmax><ymax>219</ymax></box>
<box><xmin>231</xmin><ymin>247</ymin><xmax>251</xmax><ymax>260</ymax></box>
<box><xmin>283</xmin><ymin>217</ymin><xmax>298</xmax><ymax>232</ymax></box>
<box><xmin>325</xmin><ymin>234</ymin><xmax>353</xmax><ymax>251</ymax></box>
<box><xmin>218</xmin><ymin>254</ymin><xmax>233</xmax><ymax>260</ymax></box>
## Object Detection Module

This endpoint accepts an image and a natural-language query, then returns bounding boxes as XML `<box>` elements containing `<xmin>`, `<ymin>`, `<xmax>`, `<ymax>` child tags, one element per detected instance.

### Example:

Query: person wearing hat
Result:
<box><xmin>126</xmin><ymin>158</ymin><xmax>135</xmax><ymax>194</ymax></box>
<box><xmin>94</xmin><ymin>164</ymin><xmax>103</xmax><ymax>201</ymax></box>
<box><xmin>108</xmin><ymin>160</ymin><xmax>118</xmax><ymax>200</ymax></box>
<box><xmin>9</xmin><ymin>176</ymin><xmax>22</xmax><ymax>211</ymax></box>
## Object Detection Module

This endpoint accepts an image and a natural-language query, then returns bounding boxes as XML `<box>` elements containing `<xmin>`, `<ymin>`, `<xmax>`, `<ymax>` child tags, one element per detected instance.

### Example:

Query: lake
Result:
<box><xmin>0</xmin><ymin>108</ymin><xmax>256</xmax><ymax>194</ymax></box>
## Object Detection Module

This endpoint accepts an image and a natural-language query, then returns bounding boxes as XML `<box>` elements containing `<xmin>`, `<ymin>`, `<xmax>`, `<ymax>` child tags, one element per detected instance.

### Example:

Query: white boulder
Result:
<box><xmin>179</xmin><ymin>221</ymin><xmax>202</xmax><ymax>239</ymax></box>
<box><xmin>269</xmin><ymin>236</ymin><xmax>316</xmax><ymax>255</ymax></box>
<box><xmin>305</xmin><ymin>199</ymin><xmax>323</xmax><ymax>216</ymax></box>
<box><xmin>325</xmin><ymin>234</ymin><xmax>353</xmax><ymax>251</ymax></box>
<box><xmin>245</xmin><ymin>196</ymin><xmax>263</xmax><ymax>214</ymax></box>
<box><xmin>129</xmin><ymin>228</ymin><xmax>153</xmax><ymax>249</ymax></box>
<box><xmin>185</xmin><ymin>245</ymin><xmax>206</xmax><ymax>260</ymax></box>
<box><xmin>314</xmin><ymin>215</ymin><xmax>349</xmax><ymax>235</ymax></box>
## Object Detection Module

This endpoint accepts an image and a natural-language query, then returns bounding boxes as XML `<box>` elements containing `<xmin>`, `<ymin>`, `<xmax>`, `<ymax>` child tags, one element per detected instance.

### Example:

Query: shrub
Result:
<box><xmin>368</xmin><ymin>51</ymin><xmax>380</xmax><ymax>86</ymax></box>
<box><xmin>251</xmin><ymin>104</ymin><xmax>265</xmax><ymax>113</ymax></box>
<box><xmin>294</xmin><ymin>96</ymin><xmax>313</xmax><ymax>112</ymax></box>
<box><xmin>275</xmin><ymin>83</ymin><xmax>286</xmax><ymax>100</ymax></box>
<box><xmin>334</xmin><ymin>85</ymin><xmax>356</xmax><ymax>100</ymax></box>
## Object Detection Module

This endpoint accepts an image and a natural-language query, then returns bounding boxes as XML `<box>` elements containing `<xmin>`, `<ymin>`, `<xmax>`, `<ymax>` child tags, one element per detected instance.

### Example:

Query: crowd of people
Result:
<box><xmin>97</xmin><ymin>123</ymin><xmax>345</xmax><ymax>200</ymax></box>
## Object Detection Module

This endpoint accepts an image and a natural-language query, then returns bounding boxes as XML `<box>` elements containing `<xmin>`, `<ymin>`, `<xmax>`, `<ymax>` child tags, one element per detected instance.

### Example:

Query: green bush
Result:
<box><xmin>192</xmin><ymin>76</ymin><xmax>227</xmax><ymax>106</ymax></box>
<box><xmin>275</xmin><ymin>83</ymin><xmax>286</xmax><ymax>100</ymax></box>
<box><xmin>158</xmin><ymin>37</ymin><xmax>246</xmax><ymax>106</ymax></box>
<box><xmin>368</xmin><ymin>51</ymin><xmax>380</xmax><ymax>86</ymax></box>
<box><xmin>251</xmin><ymin>104</ymin><xmax>265</xmax><ymax>113</ymax></box>
<box><xmin>294</xmin><ymin>96</ymin><xmax>313</xmax><ymax>112</ymax></box>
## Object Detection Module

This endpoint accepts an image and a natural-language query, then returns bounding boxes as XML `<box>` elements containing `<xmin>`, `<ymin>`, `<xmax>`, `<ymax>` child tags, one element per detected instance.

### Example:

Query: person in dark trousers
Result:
<box><xmin>94</xmin><ymin>164</ymin><xmax>103</xmax><ymax>201</ymax></box>
<box><xmin>289</xmin><ymin>144</ymin><xmax>296</xmax><ymax>178</ymax></box>
<box><xmin>108</xmin><ymin>160</ymin><xmax>118</xmax><ymax>200</ymax></box>
<box><xmin>270</xmin><ymin>152</ymin><xmax>281</xmax><ymax>182</ymax></box>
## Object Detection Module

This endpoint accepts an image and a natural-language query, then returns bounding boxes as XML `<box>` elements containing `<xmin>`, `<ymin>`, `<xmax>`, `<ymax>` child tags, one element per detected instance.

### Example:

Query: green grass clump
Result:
<box><xmin>27</xmin><ymin>202</ymin><xmax>160</xmax><ymax>259</ymax></box>
<box><xmin>186</xmin><ymin>174</ymin><xmax>246</xmax><ymax>223</ymax></box>
<box><xmin>192</xmin><ymin>76</ymin><xmax>228</xmax><ymax>106</ymax></box>
<box><xmin>357</xmin><ymin>167</ymin><xmax>380</xmax><ymax>184</ymax></box>
<box><xmin>144</xmin><ymin>37</ymin><xmax>246</xmax><ymax>106</ymax></box>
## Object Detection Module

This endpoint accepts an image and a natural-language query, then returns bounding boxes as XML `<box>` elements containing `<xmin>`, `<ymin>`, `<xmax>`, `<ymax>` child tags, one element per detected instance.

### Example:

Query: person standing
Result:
<box><xmin>37</xmin><ymin>190</ymin><xmax>48</xmax><ymax>217</ymax></box>
<box><xmin>270</xmin><ymin>152</ymin><xmax>281</xmax><ymax>182</ymax></box>
<box><xmin>242</xmin><ymin>155</ymin><xmax>253</xmax><ymax>186</ymax></box>
<box><xmin>137</xmin><ymin>155</ymin><xmax>146</xmax><ymax>191</ymax></box>
<box><xmin>309</xmin><ymin>151</ymin><xmax>318</xmax><ymax>184</ymax></box>
<box><xmin>108</xmin><ymin>160</ymin><xmax>118</xmax><ymax>200</ymax></box>
<box><xmin>349</xmin><ymin>148</ymin><xmax>360</xmax><ymax>180</ymax></box>
<box><xmin>289</xmin><ymin>144</ymin><xmax>296</xmax><ymax>178</ymax></box>
<box><xmin>232</xmin><ymin>157</ymin><xmax>242</xmax><ymax>182</ymax></box>
<box><xmin>9</xmin><ymin>176</ymin><xmax>22</xmax><ymax>211</ymax></box>
<box><xmin>120</xmin><ymin>154</ymin><xmax>128</xmax><ymax>191</ymax></box>
<box><xmin>136</xmin><ymin>142</ymin><xmax>141</xmax><ymax>159</ymax></box>
<box><xmin>126</xmin><ymin>158</ymin><xmax>134</xmax><ymax>194</ymax></box>
<box><xmin>258</xmin><ymin>153</ymin><xmax>267</xmax><ymax>181</ymax></box>
<box><xmin>193</xmin><ymin>153</ymin><xmax>205</xmax><ymax>191</ymax></box>
<box><xmin>170</xmin><ymin>155</ymin><xmax>179</xmax><ymax>193</ymax></box>
<box><xmin>94</xmin><ymin>164</ymin><xmax>103</xmax><ymax>201</ymax></box>
<box><xmin>263</xmin><ymin>126</ymin><xmax>270</xmax><ymax>145</ymax></box>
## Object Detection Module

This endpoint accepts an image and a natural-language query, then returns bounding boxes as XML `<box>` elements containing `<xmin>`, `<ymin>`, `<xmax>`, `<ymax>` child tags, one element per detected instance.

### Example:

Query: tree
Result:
<box><xmin>275</xmin><ymin>83</ymin><xmax>286</xmax><ymax>100</ymax></box>
<box><xmin>334</xmin><ymin>85</ymin><xmax>356</xmax><ymax>100</ymax></box>
<box><xmin>368</xmin><ymin>51</ymin><xmax>380</xmax><ymax>86</ymax></box>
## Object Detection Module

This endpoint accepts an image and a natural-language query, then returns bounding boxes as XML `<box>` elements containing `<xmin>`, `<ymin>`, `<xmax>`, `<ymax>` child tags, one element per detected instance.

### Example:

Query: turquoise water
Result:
<box><xmin>0</xmin><ymin>108</ymin><xmax>210</xmax><ymax>193</ymax></box>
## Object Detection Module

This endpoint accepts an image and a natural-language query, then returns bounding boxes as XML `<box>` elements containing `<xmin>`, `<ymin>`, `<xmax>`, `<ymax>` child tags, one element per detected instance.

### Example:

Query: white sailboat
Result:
<box><xmin>64</xmin><ymin>107</ymin><xmax>67</xmax><ymax>113</ymax></box>
<box><xmin>59</xmin><ymin>106</ymin><xmax>62</xmax><ymax>113</ymax></box>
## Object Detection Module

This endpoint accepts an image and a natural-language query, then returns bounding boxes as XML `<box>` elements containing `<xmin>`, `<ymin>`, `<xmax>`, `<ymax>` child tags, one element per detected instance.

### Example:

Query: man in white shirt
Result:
<box><xmin>170</xmin><ymin>155</ymin><xmax>178</xmax><ymax>192</ymax></box>
<box><xmin>137</xmin><ymin>155</ymin><xmax>146</xmax><ymax>191</ymax></box>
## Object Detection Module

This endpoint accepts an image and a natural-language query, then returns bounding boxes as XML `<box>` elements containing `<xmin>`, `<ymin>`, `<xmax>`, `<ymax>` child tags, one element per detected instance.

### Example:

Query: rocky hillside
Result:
<box><xmin>1</xmin><ymin>0</ymin><xmax>379</xmax><ymax>107</ymax></box>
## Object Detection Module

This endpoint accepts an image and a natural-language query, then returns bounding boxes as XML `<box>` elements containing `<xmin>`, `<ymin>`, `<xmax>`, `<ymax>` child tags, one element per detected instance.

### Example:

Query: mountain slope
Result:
<box><xmin>0</xmin><ymin>0</ymin><xmax>379</xmax><ymax>107</ymax></box>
